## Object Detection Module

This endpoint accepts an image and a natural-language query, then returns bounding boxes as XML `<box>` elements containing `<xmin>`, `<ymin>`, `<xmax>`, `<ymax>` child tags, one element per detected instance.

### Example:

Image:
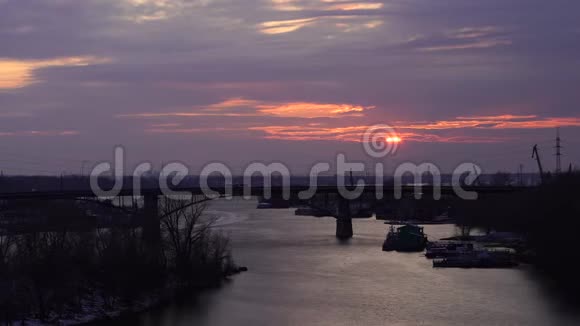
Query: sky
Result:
<box><xmin>1</xmin><ymin>0</ymin><xmax>580</xmax><ymax>175</ymax></box>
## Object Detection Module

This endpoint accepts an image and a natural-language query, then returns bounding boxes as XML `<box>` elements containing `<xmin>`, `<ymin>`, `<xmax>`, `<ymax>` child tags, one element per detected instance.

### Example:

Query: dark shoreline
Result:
<box><xmin>11</xmin><ymin>267</ymin><xmax>249</xmax><ymax>325</ymax></box>
<box><xmin>82</xmin><ymin>281</ymin><xmax>225</xmax><ymax>325</ymax></box>
<box><xmin>82</xmin><ymin>265</ymin><xmax>247</xmax><ymax>325</ymax></box>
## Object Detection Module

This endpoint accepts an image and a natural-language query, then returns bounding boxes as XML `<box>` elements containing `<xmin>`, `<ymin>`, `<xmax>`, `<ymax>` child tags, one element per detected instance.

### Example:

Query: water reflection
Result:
<box><xmin>95</xmin><ymin>199</ymin><xmax>580</xmax><ymax>326</ymax></box>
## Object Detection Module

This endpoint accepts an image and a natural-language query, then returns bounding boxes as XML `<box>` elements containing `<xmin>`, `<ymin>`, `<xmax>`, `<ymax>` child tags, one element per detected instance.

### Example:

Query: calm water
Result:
<box><xmin>107</xmin><ymin>198</ymin><xmax>580</xmax><ymax>326</ymax></box>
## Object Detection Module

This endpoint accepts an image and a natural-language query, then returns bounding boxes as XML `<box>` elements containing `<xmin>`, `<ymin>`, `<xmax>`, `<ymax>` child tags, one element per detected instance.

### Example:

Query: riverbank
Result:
<box><xmin>82</xmin><ymin>267</ymin><xmax>248</xmax><ymax>326</ymax></box>
<box><xmin>0</xmin><ymin>197</ymin><xmax>239</xmax><ymax>325</ymax></box>
<box><xmin>3</xmin><ymin>261</ymin><xmax>248</xmax><ymax>325</ymax></box>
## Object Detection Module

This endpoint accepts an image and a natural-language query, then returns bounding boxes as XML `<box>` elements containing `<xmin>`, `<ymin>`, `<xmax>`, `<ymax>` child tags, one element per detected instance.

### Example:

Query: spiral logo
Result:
<box><xmin>363</xmin><ymin>124</ymin><xmax>401</xmax><ymax>158</ymax></box>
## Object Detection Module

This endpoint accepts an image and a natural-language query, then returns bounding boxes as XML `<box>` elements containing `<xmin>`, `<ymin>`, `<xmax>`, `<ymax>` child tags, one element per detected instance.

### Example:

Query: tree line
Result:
<box><xmin>0</xmin><ymin>196</ymin><xmax>237</xmax><ymax>324</ymax></box>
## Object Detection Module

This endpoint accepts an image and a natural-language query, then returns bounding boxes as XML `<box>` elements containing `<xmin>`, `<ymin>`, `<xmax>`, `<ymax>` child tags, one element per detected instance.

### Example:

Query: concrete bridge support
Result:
<box><xmin>336</xmin><ymin>197</ymin><xmax>353</xmax><ymax>239</ymax></box>
<box><xmin>336</xmin><ymin>218</ymin><xmax>353</xmax><ymax>239</ymax></box>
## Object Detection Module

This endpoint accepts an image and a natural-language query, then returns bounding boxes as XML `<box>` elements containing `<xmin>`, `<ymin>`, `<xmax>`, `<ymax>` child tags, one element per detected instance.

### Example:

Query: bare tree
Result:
<box><xmin>0</xmin><ymin>234</ymin><xmax>15</xmax><ymax>267</ymax></box>
<box><xmin>160</xmin><ymin>196</ymin><xmax>218</xmax><ymax>276</ymax></box>
<box><xmin>0</xmin><ymin>195</ymin><xmax>234</xmax><ymax>322</ymax></box>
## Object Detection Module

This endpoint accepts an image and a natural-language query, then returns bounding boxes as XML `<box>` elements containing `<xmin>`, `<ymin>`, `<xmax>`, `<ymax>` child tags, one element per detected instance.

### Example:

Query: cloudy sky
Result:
<box><xmin>1</xmin><ymin>0</ymin><xmax>579</xmax><ymax>175</ymax></box>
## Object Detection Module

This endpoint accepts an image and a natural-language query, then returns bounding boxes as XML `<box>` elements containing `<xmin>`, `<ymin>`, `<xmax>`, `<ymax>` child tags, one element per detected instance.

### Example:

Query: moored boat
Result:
<box><xmin>425</xmin><ymin>241</ymin><xmax>475</xmax><ymax>258</ymax></box>
<box><xmin>382</xmin><ymin>224</ymin><xmax>428</xmax><ymax>252</ymax></box>
<box><xmin>433</xmin><ymin>250</ymin><xmax>518</xmax><ymax>268</ymax></box>
<box><xmin>256</xmin><ymin>202</ymin><xmax>273</xmax><ymax>209</ymax></box>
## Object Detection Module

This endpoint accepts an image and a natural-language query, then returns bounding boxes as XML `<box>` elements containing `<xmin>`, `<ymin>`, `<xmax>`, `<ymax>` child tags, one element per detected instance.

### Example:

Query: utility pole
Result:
<box><xmin>532</xmin><ymin>145</ymin><xmax>545</xmax><ymax>185</ymax></box>
<box><xmin>555</xmin><ymin>128</ymin><xmax>562</xmax><ymax>174</ymax></box>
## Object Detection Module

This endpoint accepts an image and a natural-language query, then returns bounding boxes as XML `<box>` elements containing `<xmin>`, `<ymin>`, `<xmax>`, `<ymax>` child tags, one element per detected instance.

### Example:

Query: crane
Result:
<box><xmin>532</xmin><ymin>144</ymin><xmax>545</xmax><ymax>184</ymax></box>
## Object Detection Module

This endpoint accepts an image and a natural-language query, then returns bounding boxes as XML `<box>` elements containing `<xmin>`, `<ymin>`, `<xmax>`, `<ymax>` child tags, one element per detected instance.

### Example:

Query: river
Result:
<box><xmin>103</xmin><ymin>198</ymin><xmax>580</xmax><ymax>326</ymax></box>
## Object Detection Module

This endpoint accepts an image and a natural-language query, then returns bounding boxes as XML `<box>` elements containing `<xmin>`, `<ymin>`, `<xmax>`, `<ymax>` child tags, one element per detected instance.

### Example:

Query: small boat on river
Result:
<box><xmin>426</xmin><ymin>241</ymin><xmax>475</xmax><ymax>258</ymax></box>
<box><xmin>433</xmin><ymin>250</ymin><xmax>518</xmax><ymax>268</ymax></box>
<box><xmin>382</xmin><ymin>224</ymin><xmax>428</xmax><ymax>252</ymax></box>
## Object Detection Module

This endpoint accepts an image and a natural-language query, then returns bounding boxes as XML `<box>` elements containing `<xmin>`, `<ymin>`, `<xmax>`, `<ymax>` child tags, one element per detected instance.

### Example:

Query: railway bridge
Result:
<box><xmin>0</xmin><ymin>185</ymin><xmax>529</xmax><ymax>239</ymax></box>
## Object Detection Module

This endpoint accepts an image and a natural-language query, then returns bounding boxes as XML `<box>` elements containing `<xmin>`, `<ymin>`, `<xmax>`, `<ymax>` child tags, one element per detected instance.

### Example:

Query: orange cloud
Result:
<box><xmin>270</xmin><ymin>0</ymin><xmax>384</xmax><ymax>12</ymax></box>
<box><xmin>118</xmin><ymin>98</ymin><xmax>373</xmax><ymax>119</ymax></box>
<box><xmin>247</xmin><ymin>114</ymin><xmax>580</xmax><ymax>143</ymax></box>
<box><xmin>456</xmin><ymin>114</ymin><xmax>537</xmax><ymax>120</ymax></box>
<box><xmin>257</xmin><ymin>102</ymin><xmax>373</xmax><ymax>118</ymax></box>
<box><xmin>452</xmin><ymin>26</ymin><xmax>502</xmax><ymax>39</ymax></box>
<box><xmin>259</xmin><ymin>18</ymin><xmax>318</xmax><ymax>34</ymax></box>
<box><xmin>324</xmin><ymin>2</ymin><xmax>384</xmax><ymax>11</ymax></box>
<box><xmin>397</xmin><ymin>115</ymin><xmax>580</xmax><ymax>130</ymax></box>
<box><xmin>249</xmin><ymin>125</ymin><xmax>507</xmax><ymax>143</ymax></box>
<box><xmin>261</xmin><ymin>1</ymin><xmax>384</xmax><ymax>34</ymax></box>
<box><xmin>122</xmin><ymin>0</ymin><xmax>197</xmax><ymax>23</ymax></box>
<box><xmin>0</xmin><ymin>56</ymin><xmax>111</xmax><ymax>90</ymax></box>
<box><xmin>122</xmin><ymin>105</ymin><xmax>580</xmax><ymax>144</ymax></box>
<box><xmin>259</xmin><ymin>16</ymin><xmax>384</xmax><ymax>34</ymax></box>
<box><xmin>489</xmin><ymin>117</ymin><xmax>580</xmax><ymax>129</ymax></box>
<box><xmin>250</xmin><ymin>125</ymin><xmax>369</xmax><ymax>141</ymax></box>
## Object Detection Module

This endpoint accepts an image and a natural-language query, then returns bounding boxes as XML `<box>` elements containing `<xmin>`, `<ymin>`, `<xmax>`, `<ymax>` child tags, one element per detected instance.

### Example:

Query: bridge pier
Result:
<box><xmin>336</xmin><ymin>218</ymin><xmax>353</xmax><ymax>239</ymax></box>
<box><xmin>336</xmin><ymin>197</ymin><xmax>353</xmax><ymax>239</ymax></box>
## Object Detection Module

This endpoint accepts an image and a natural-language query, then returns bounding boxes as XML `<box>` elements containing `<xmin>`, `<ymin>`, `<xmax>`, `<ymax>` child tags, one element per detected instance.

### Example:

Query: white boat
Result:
<box><xmin>426</xmin><ymin>242</ymin><xmax>474</xmax><ymax>258</ymax></box>
<box><xmin>256</xmin><ymin>202</ymin><xmax>273</xmax><ymax>209</ymax></box>
<box><xmin>433</xmin><ymin>250</ymin><xmax>518</xmax><ymax>268</ymax></box>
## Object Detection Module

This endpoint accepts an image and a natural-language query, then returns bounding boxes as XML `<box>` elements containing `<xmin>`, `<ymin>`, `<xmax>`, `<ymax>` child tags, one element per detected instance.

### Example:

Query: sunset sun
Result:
<box><xmin>386</xmin><ymin>136</ymin><xmax>402</xmax><ymax>143</ymax></box>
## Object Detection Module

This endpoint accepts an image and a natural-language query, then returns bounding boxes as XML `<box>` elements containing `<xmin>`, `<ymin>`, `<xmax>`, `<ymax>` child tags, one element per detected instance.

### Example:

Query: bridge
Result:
<box><xmin>0</xmin><ymin>185</ymin><xmax>531</xmax><ymax>239</ymax></box>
